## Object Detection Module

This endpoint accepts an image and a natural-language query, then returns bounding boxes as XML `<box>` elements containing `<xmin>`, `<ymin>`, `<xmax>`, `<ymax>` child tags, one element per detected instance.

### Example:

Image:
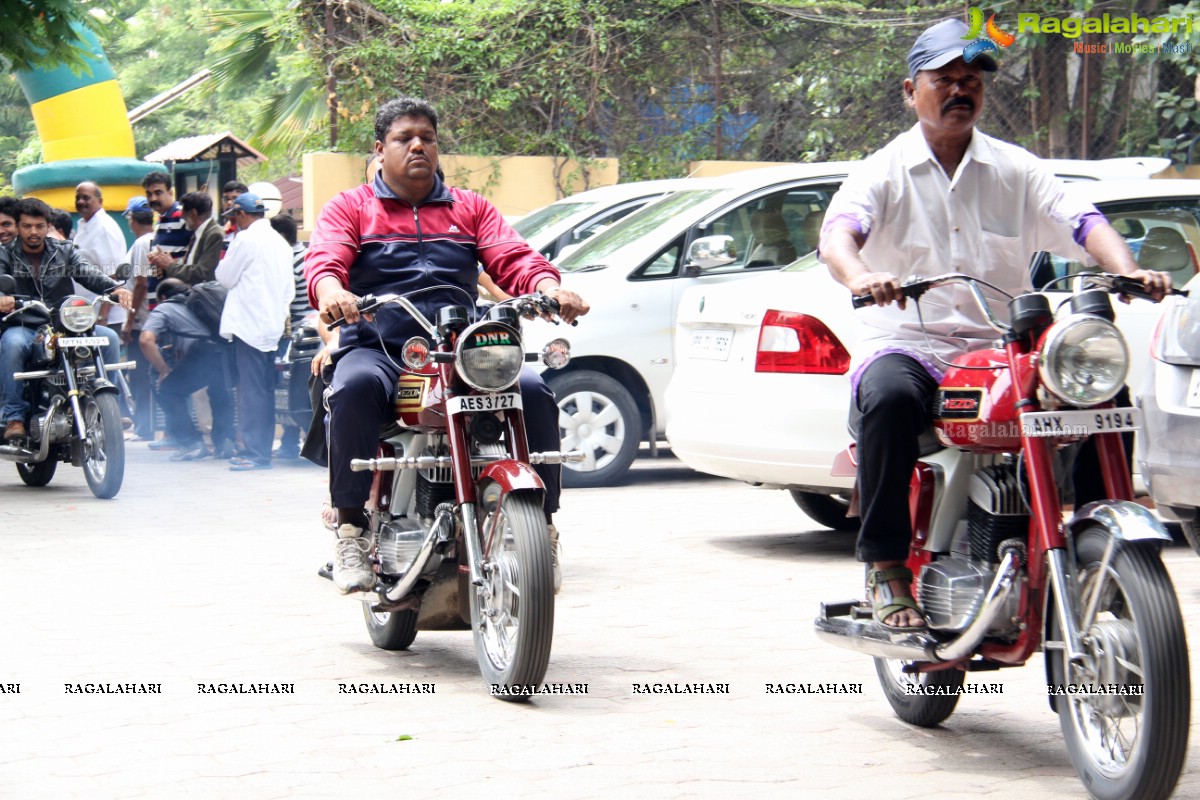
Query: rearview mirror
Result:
<box><xmin>0</xmin><ymin>274</ymin><xmax>15</xmax><ymax>294</ymax></box>
<box><xmin>113</xmin><ymin>263</ymin><xmax>132</xmax><ymax>281</ymax></box>
<box><xmin>686</xmin><ymin>235</ymin><xmax>737</xmax><ymax>271</ymax></box>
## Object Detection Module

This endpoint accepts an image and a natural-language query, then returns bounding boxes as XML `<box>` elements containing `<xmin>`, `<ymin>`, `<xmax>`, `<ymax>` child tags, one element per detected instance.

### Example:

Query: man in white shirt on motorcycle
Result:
<box><xmin>820</xmin><ymin>18</ymin><xmax>1171</xmax><ymax>631</ymax></box>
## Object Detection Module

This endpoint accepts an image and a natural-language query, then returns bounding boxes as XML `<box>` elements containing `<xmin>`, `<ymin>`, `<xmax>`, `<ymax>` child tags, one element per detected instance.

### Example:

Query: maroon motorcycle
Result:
<box><xmin>816</xmin><ymin>273</ymin><xmax>1190</xmax><ymax>800</ymax></box>
<box><xmin>326</xmin><ymin>289</ymin><xmax>580</xmax><ymax>698</ymax></box>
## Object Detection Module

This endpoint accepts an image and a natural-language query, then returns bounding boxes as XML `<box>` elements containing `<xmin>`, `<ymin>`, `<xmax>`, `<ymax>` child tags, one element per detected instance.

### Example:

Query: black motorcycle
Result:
<box><xmin>0</xmin><ymin>273</ymin><xmax>133</xmax><ymax>498</ymax></box>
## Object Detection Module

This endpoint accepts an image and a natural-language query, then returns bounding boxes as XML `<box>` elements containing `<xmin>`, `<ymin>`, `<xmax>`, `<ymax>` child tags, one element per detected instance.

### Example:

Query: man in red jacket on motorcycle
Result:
<box><xmin>306</xmin><ymin>96</ymin><xmax>589</xmax><ymax>595</ymax></box>
<box><xmin>819</xmin><ymin>19</ymin><xmax>1171</xmax><ymax>631</ymax></box>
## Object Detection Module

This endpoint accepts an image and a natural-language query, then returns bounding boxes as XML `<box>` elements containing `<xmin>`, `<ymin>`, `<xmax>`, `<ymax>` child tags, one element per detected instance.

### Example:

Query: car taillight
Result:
<box><xmin>755</xmin><ymin>309</ymin><xmax>850</xmax><ymax>374</ymax></box>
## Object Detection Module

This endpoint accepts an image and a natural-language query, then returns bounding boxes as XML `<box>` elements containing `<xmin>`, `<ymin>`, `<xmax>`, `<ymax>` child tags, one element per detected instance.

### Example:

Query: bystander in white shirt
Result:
<box><xmin>74</xmin><ymin>207</ymin><xmax>129</xmax><ymax>327</ymax></box>
<box><xmin>215</xmin><ymin>217</ymin><xmax>294</xmax><ymax>352</ymax></box>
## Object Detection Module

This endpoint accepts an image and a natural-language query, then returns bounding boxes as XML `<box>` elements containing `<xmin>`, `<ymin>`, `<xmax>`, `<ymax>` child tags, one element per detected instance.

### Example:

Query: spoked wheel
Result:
<box><xmin>1049</xmin><ymin>528</ymin><xmax>1190</xmax><ymax>800</ymax></box>
<box><xmin>82</xmin><ymin>393</ymin><xmax>125</xmax><ymax>499</ymax></box>
<box><xmin>16</xmin><ymin>459</ymin><xmax>57</xmax><ymax>487</ymax></box>
<box><xmin>470</xmin><ymin>491</ymin><xmax>554</xmax><ymax>699</ymax></box>
<box><xmin>362</xmin><ymin>605</ymin><xmax>418</xmax><ymax>651</ymax></box>
<box><xmin>874</xmin><ymin>657</ymin><xmax>964</xmax><ymax>727</ymax></box>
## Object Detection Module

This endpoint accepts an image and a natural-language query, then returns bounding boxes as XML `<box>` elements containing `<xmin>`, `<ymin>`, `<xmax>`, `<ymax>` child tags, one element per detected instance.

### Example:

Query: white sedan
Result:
<box><xmin>665</xmin><ymin>179</ymin><xmax>1200</xmax><ymax>530</ymax></box>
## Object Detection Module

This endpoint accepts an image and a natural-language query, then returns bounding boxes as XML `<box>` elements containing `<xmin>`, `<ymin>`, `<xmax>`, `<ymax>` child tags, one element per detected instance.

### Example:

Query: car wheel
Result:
<box><xmin>789</xmin><ymin>490</ymin><xmax>859</xmax><ymax>532</ymax></box>
<box><xmin>547</xmin><ymin>370</ymin><xmax>641</xmax><ymax>488</ymax></box>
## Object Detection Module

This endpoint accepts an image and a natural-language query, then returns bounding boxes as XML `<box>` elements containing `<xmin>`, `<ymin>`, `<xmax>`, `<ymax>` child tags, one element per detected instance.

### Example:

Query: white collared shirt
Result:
<box><xmin>821</xmin><ymin>124</ymin><xmax>1097</xmax><ymax>374</ymax></box>
<box><xmin>74</xmin><ymin>207</ymin><xmax>129</xmax><ymax>325</ymax></box>
<box><xmin>215</xmin><ymin>218</ymin><xmax>294</xmax><ymax>351</ymax></box>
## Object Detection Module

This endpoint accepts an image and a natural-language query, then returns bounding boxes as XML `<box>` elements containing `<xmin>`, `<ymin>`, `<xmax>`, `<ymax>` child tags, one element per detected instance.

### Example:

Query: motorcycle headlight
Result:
<box><xmin>59</xmin><ymin>296</ymin><xmax>98</xmax><ymax>333</ymax></box>
<box><xmin>455</xmin><ymin>320</ymin><xmax>524</xmax><ymax>391</ymax></box>
<box><xmin>1038</xmin><ymin>314</ymin><xmax>1128</xmax><ymax>406</ymax></box>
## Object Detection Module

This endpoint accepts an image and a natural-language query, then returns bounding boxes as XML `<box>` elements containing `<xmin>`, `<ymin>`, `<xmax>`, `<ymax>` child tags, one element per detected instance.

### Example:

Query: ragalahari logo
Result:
<box><xmin>961</xmin><ymin>7</ymin><xmax>1016</xmax><ymax>65</ymax></box>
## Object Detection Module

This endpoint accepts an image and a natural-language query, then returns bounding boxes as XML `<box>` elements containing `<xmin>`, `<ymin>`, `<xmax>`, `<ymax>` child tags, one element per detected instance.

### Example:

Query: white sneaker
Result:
<box><xmin>333</xmin><ymin>524</ymin><xmax>374</xmax><ymax>594</ymax></box>
<box><xmin>548</xmin><ymin>524</ymin><xmax>562</xmax><ymax>594</ymax></box>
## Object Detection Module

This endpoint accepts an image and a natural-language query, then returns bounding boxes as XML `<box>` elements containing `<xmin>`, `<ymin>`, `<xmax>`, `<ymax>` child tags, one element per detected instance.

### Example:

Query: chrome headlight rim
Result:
<box><xmin>1038</xmin><ymin>313</ymin><xmax>1128</xmax><ymax>407</ymax></box>
<box><xmin>455</xmin><ymin>320</ymin><xmax>524</xmax><ymax>392</ymax></box>
<box><xmin>58</xmin><ymin>295</ymin><xmax>99</xmax><ymax>333</ymax></box>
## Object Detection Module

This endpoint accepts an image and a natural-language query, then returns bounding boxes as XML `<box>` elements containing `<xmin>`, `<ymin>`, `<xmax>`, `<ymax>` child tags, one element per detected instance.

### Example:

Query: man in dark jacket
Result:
<box><xmin>0</xmin><ymin>198</ymin><xmax>132</xmax><ymax>441</ymax></box>
<box><xmin>162</xmin><ymin>191</ymin><xmax>223</xmax><ymax>286</ymax></box>
<box><xmin>139</xmin><ymin>278</ymin><xmax>235</xmax><ymax>461</ymax></box>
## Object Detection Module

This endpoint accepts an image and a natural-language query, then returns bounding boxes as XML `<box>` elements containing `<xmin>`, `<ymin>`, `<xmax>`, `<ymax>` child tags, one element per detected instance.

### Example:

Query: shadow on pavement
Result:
<box><xmin>708</xmin><ymin>529</ymin><xmax>857</xmax><ymax>561</ymax></box>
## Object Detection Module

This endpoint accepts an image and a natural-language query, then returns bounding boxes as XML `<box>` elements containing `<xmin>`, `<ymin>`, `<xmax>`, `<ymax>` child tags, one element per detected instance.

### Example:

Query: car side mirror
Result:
<box><xmin>685</xmin><ymin>235</ymin><xmax>737</xmax><ymax>274</ymax></box>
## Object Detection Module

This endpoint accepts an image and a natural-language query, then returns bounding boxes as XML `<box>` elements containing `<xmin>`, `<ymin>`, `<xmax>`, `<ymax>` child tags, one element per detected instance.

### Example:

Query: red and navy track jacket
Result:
<box><xmin>305</xmin><ymin>174</ymin><xmax>560</xmax><ymax>350</ymax></box>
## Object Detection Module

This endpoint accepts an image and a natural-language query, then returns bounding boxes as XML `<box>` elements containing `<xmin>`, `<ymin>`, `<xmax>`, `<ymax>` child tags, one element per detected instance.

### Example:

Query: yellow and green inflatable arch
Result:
<box><xmin>11</xmin><ymin>25</ymin><xmax>158</xmax><ymax>212</ymax></box>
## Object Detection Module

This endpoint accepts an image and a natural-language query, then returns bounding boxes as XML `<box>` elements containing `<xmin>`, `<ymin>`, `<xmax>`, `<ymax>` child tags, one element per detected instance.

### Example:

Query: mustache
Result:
<box><xmin>943</xmin><ymin>97</ymin><xmax>975</xmax><ymax>113</ymax></box>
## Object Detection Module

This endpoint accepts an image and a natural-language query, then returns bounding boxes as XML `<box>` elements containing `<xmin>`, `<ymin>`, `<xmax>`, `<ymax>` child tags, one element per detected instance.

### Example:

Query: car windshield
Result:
<box><xmin>557</xmin><ymin>189</ymin><xmax>724</xmax><ymax>273</ymax></box>
<box><xmin>512</xmin><ymin>201</ymin><xmax>594</xmax><ymax>239</ymax></box>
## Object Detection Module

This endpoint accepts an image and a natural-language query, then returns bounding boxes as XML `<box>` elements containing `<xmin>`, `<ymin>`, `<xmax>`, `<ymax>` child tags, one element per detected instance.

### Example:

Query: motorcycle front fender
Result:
<box><xmin>477</xmin><ymin>460</ymin><xmax>545</xmax><ymax>512</ymax></box>
<box><xmin>90</xmin><ymin>380</ymin><xmax>118</xmax><ymax>395</ymax></box>
<box><xmin>1067</xmin><ymin>500</ymin><xmax>1173</xmax><ymax>546</ymax></box>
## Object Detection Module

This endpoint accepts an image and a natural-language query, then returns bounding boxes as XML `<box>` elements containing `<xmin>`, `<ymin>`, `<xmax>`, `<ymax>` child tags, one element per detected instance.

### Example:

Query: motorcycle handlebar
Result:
<box><xmin>850</xmin><ymin>272</ymin><xmax>1188</xmax><ymax>310</ymax></box>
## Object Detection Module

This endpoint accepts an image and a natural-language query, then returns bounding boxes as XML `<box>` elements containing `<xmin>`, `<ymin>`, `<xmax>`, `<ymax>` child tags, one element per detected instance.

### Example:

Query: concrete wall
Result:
<box><xmin>301</xmin><ymin>152</ymin><xmax>619</xmax><ymax>234</ymax></box>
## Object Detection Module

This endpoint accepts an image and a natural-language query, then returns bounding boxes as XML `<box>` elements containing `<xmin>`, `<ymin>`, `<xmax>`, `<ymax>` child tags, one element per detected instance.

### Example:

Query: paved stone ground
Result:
<box><xmin>0</xmin><ymin>445</ymin><xmax>1196</xmax><ymax>799</ymax></box>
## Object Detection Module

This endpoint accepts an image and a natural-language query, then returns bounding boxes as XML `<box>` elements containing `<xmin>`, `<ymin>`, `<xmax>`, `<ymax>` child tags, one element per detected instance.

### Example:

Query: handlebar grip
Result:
<box><xmin>324</xmin><ymin>293</ymin><xmax>377</xmax><ymax>330</ymax></box>
<box><xmin>851</xmin><ymin>293</ymin><xmax>875</xmax><ymax>309</ymax></box>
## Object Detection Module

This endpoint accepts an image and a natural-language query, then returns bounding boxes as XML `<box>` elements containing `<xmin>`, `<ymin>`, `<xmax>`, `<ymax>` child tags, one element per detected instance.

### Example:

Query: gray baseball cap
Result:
<box><xmin>908</xmin><ymin>18</ymin><xmax>997</xmax><ymax>79</ymax></box>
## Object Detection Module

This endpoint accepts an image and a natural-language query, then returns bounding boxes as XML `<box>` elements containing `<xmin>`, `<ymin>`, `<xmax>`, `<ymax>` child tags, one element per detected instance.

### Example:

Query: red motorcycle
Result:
<box><xmin>326</xmin><ymin>290</ymin><xmax>580</xmax><ymax>698</ymax></box>
<box><xmin>816</xmin><ymin>273</ymin><xmax>1190</xmax><ymax>800</ymax></box>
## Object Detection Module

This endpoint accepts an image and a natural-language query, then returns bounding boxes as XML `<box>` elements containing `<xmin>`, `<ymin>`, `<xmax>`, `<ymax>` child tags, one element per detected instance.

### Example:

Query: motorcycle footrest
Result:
<box><xmin>818</xmin><ymin>600</ymin><xmax>865</xmax><ymax>620</ymax></box>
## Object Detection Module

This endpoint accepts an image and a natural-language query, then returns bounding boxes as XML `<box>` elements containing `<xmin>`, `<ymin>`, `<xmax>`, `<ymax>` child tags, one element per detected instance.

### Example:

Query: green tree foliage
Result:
<box><xmin>0</xmin><ymin>0</ymin><xmax>108</xmax><ymax>72</ymax></box>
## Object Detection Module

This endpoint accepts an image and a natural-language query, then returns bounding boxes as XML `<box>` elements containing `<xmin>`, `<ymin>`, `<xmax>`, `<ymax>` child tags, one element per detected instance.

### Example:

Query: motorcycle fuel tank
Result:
<box><xmin>933</xmin><ymin>348</ymin><xmax>1031</xmax><ymax>452</ymax></box>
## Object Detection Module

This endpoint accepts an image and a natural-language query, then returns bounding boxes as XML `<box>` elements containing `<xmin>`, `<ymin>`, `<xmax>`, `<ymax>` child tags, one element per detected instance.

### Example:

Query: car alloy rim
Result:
<box><xmin>557</xmin><ymin>389</ymin><xmax>626</xmax><ymax>472</ymax></box>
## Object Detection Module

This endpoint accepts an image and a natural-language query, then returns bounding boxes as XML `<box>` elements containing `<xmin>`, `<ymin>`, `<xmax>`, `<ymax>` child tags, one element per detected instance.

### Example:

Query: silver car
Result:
<box><xmin>1139</xmin><ymin>270</ymin><xmax>1200</xmax><ymax>555</ymax></box>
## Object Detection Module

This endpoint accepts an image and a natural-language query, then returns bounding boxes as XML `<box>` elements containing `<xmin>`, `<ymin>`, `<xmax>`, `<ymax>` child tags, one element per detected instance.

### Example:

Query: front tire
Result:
<box><xmin>82</xmin><ymin>392</ymin><xmax>124</xmax><ymax>499</ymax></box>
<box><xmin>790</xmin><ymin>490</ymin><xmax>860</xmax><ymax>532</ymax></box>
<box><xmin>548</xmin><ymin>370</ymin><xmax>640</xmax><ymax>488</ymax></box>
<box><xmin>1048</xmin><ymin>527</ymin><xmax>1190</xmax><ymax>800</ymax></box>
<box><xmin>362</xmin><ymin>605</ymin><xmax>418</xmax><ymax>650</ymax></box>
<box><xmin>470</xmin><ymin>492</ymin><xmax>554</xmax><ymax>699</ymax></box>
<box><xmin>874</xmin><ymin>657</ymin><xmax>964</xmax><ymax>727</ymax></box>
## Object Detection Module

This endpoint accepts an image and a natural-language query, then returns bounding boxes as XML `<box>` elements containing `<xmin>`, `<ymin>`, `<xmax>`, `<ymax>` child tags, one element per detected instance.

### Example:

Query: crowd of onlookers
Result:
<box><xmin>0</xmin><ymin>172</ymin><xmax>312</xmax><ymax>471</ymax></box>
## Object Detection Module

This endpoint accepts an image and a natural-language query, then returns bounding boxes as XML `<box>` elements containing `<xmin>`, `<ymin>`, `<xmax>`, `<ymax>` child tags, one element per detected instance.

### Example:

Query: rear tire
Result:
<box><xmin>362</xmin><ymin>605</ymin><xmax>419</xmax><ymax>651</ymax></box>
<box><xmin>874</xmin><ymin>657</ymin><xmax>964</xmax><ymax>727</ymax></box>
<box><xmin>1048</xmin><ymin>527</ymin><xmax>1190</xmax><ymax>800</ymax></box>
<box><xmin>548</xmin><ymin>370</ymin><xmax>640</xmax><ymax>488</ymax></box>
<box><xmin>82</xmin><ymin>392</ymin><xmax>124</xmax><ymax>499</ymax></box>
<box><xmin>16</xmin><ymin>459</ymin><xmax>57</xmax><ymax>487</ymax></box>
<box><xmin>790</xmin><ymin>490</ymin><xmax>859</xmax><ymax>532</ymax></box>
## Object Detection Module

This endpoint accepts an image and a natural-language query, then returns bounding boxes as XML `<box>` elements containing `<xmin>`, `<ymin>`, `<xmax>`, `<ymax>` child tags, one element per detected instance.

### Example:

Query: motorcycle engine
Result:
<box><xmin>376</xmin><ymin>517</ymin><xmax>427</xmax><ymax>576</ymax></box>
<box><xmin>30</xmin><ymin>413</ymin><xmax>71</xmax><ymax>444</ymax></box>
<box><xmin>918</xmin><ymin>463</ymin><xmax>1028</xmax><ymax>634</ymax></box>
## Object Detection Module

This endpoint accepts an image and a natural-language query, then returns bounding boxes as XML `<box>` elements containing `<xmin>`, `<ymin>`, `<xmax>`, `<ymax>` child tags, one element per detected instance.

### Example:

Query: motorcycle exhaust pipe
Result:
<box><xmin>814</xmin><ymin>550</ymin><xmax>1021</xmax><ymax>662</ymax></box>
<box><xmin>376</xmin><ymin>505</ymin><xmax>454</xmax><ymax>605</ymax></box>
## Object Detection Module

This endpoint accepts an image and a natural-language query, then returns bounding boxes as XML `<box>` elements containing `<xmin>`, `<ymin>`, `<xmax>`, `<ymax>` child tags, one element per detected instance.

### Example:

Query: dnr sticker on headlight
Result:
<box><xmin>467</xmin><ymin>330</ymin><xmax>516</xmax><ymax>348</ymax></box>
